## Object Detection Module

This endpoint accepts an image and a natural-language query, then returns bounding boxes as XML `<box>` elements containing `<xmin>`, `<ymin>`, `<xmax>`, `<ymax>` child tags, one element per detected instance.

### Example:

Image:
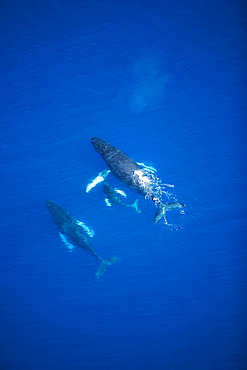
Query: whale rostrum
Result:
<box><xmin>46</xmin><ymin>200</ymin><xmax>119</xmax><ymax>278</ymax></box>
<box><xmin>91</xmin><ymin>137</ymin><xmax>185</xmax><ymax>223</ymax></box>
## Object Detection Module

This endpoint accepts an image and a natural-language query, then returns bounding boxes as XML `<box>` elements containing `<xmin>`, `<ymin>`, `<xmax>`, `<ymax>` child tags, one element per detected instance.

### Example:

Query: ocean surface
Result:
<box><xmin>1</xmin><ymin>1</ymin><xmax>246</xmax><ymax>369</ymax></box>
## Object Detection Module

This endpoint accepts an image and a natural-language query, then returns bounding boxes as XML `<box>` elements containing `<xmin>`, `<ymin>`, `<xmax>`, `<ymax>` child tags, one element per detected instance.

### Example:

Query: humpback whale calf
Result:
<box><xmin>46</xmin><ymin>200</ymin><xmax>119</xmax><ymax>279</ymax></box>
<box><xmin>91</xmin><ymin>137</ymin><xmax>185</xmax><ymax>223</ymax></box>
<box><xmin>103</xmin><ymin>182</ymin><xmax>141</xmax><ymax>213</ymax></box>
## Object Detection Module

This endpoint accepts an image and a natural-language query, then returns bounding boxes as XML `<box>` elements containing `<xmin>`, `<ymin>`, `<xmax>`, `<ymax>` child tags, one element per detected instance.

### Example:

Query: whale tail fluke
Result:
<box><xmin>95</xmin><ymin>257</ymin><xmax>120</xmax><ymax>279</ymax></box>
<box><xmin>154</xmin><ymin>202</ymin><xmax>185</xmax><ymax>223</ymax></box>
<box><xmin>129</xmin><ymin>199</ymin><xmax>141</xmax><ymax>213</ymax></box>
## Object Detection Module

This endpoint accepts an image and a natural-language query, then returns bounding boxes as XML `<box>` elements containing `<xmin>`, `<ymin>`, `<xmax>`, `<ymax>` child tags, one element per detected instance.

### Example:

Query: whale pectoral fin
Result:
<box><xmin>59</xmin><ymin>232</ymin><xmax>75</xmax><ymax>252</ymax></box>
<box><xmin>115</xmin><ymin>189</ymin><xmax>127</xmax><ymax>198</ymax></box>
<box><xmin>105</xmin><ymin>198</ymin><xmax>112</xmax><ymax>207</ymax></box>
<box><xmin>95</xmin><ymin>257</ymin><xmax>120</xmax><ymax>279</ymax></box>
<box><xmin>86</xmin><ymin>169</ymin><xmax>111</xmax><ymax>193</ymax></box>
<box><xmin>154</xmin><ymin>202</ymin><xmax>185</xmax><ymax>223</ymax></box>
<box><xmin>76</xmin><ymin>220</ymin><xmax>95</xmax><ymax>237</ymax></box>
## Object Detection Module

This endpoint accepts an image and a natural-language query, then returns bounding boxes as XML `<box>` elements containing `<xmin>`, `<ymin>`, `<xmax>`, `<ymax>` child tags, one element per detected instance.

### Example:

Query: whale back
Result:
<box><xmin>46</xmin><ymin>200</ymin><xmax>73</xmax><ymax>233</ymax></box>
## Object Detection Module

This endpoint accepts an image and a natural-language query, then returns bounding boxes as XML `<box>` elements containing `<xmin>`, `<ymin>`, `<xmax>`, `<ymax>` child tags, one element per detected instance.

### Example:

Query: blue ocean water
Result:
<box><xmin>1</xmin><ymin>0</ymin><xmax>246</xmax><ymax>369</ymax></box>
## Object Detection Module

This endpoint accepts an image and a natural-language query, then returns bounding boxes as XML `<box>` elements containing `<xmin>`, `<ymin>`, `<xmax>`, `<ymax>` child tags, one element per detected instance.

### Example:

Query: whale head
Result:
<box><xmin>91</xmin><ymin>137</ymin><xmax>113</xmax><ymax>156</ymax></box>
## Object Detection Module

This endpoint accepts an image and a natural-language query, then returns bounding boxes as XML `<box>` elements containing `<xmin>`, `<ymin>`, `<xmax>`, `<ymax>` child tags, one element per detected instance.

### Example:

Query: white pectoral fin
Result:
<box><xmin>115</xmin><ymin>189</ymin><xmax>127</xmax><ymax>198</ymax></box>
<box><xmin>76</xmin><ymin>220</ymin><xmax>95</xmax><ymax>237</ymax></box>
<box><xmin>86</xmin><ymin>169</ymin><xmax>111</xmax><ymax>192</ymax></box>
<box><xmin>59</xmin><ymin>232</ymin><xmax>75</xmax><ymax>252</ymax></box>
<box><xmin>137</xmin><ymin>162</ymin><xmax>157</xmax><ymax>173</ymax></box>
<box><xmin>105</xmin><ymin>198</ymin><xmax>112</xmax><ymax>207</ymax></box>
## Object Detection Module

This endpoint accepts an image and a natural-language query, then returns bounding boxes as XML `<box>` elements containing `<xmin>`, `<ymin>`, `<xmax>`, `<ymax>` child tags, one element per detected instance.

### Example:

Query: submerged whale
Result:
<box><xmin>46</xmin><ymin>200</ymin><xmax>119</xmax><ymax>278</ymax></box>
<box><xmin>91</xmin><ymin>137</ymin><xmax>185</xmax><ymax>223</ymax></box>
<box><xmin>103</xmin><ymin>182</ymin><xmax>141</xmax><ymax>213</ymax></box>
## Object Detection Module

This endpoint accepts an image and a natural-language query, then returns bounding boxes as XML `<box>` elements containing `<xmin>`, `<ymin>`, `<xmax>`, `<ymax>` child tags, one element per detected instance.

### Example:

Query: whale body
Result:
<box><xmin>91</xmin><ymin>137</ymin><xmax>185</xmax><ymax>223</ymax></box>
<box><xmin>46</xmin><ymin>200</ymin><xmax>119</xmax><ymax>278</ymax></box>
<box><xmin>91</xmin><ymin>137</ymin><xmax>142</xmax><ymax>191</ymax></box>
<box><xmin>103</xmin><ymin>182</ymin><xmax>141</xmax><ymax>213</ymax></box>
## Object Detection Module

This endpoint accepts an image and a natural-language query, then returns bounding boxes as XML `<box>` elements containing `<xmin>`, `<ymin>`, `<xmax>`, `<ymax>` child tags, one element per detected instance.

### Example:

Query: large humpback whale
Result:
<box><xmin>91</xmin><ymin>137</ymin><xmax>185</xmax><ymax>223</ymax></box>
<box><xmin>46</xmin><ymin>200</ymin><xmax>119</xmax><ymax>278</ymax></box>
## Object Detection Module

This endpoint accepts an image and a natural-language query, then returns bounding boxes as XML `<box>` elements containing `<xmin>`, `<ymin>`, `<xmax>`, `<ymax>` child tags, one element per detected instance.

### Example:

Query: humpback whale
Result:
<box><xmin>103</xmin><ymin>182</ymin><xmax>141</xmax><ymax>213</ymax></box>
<box><xmin>46</xmin><ymin>200</ymin><xmax>119</xmax><ymax>278</ymax></box>
<box><xmin>91</xmin><ymin>137</ymin><xmax>185</xmax><ymax>223</ymax></box>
